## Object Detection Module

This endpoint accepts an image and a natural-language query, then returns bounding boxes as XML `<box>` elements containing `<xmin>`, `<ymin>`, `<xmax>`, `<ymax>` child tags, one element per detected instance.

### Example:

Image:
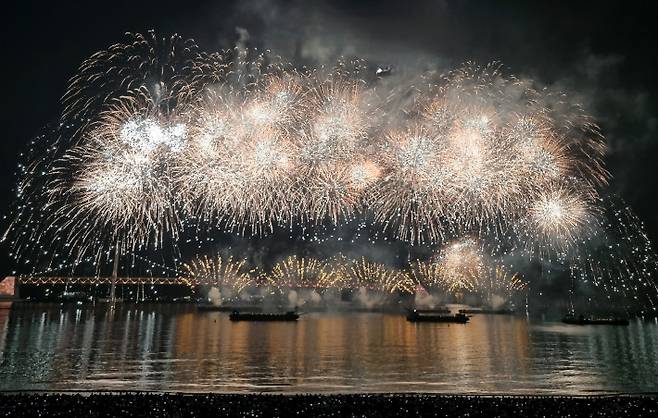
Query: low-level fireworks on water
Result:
<box><xmin>181</xmin><ymin>252</ymin><xmax>521</xmax><ymax>305</ymax></box>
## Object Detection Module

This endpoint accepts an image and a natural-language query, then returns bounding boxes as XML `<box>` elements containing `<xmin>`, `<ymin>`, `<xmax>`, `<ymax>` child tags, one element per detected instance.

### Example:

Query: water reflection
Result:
<box><xmin>0</xmin><ymin>304</ymin><xmax>657</xmax><ymax>394</ymax></box>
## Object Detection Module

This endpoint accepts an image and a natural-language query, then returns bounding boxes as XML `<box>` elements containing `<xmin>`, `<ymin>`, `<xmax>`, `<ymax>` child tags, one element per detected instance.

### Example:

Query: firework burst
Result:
<box><xmin>182</xmin><ymin>254</ymin><xmax>254</xmax><ymax>292</ymax></box>
<box><xmin>433</xmin><ymin>238</ymin><xmax>486</xmax><ymax>294</ymax></box>
<box><xmin>268</xmin><ymin>255</ymin><xmax>332</xmax><ymax>290</ymax></box>
<box><xmin>47</xmin><ymin>90</ymin><xmax>186</xmax><ymax>261</ymax></box>
<box><xmin>519</xmin><ymin>182</ymin><xmax>599</xmax><ymax>257</ymax></box>
<box><xmin>5</xmin><ymin>34</ymin><xmax>656</xmax><ymax>311</ymax></box>
<box><xmin>348</xmin><ymin>257</ymin><xmax>415</xmax><ymax>294</ymax></box>
<box><xmin>472</xmin><ymin>266</ymin><xmax>527</xmax><ymax>308</ymax></box>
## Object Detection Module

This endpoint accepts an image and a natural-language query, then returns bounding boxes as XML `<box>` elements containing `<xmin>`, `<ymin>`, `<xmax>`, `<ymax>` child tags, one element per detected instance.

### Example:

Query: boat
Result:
<box><xmin>61</xmin><ymin>291</ymin><xmax>91</xmax><ymax>303</ymax></box>
<box><xmin>96</xmin><ymin>298</ymin><xmax>124</xmax><ymax>303</ymax></box>
<box><xmin>459</xmin><ymin>308</ymin><xmax>515</xmax><ymax>315</ymax></box>
<box><xmin>414</xmin><ymin>308</ymin><xmax>451</xmax><ymax>314</ymax></box>
<box><xmin>229</xmin><ymin>310</ymin><xmax>300</xmax><ymax>321</ymax></box>
<box><xmin>562</xmin><ymin>315</ymin><xmax>629</xmax><ymax>326</ymax></box>
<box><xmin>197</xmin><ymin>305</ymin><xmax>225</xmax><ymax>312</ymax></box>
<box><xmin>406</xmin><ymin>310</ymin><xmax>469</xmax><ymax>323</ymax></box>
<box><xmin>197</xmin><ymin>305</ymin><xmax>261</xmax><ymax>312</ymax></box>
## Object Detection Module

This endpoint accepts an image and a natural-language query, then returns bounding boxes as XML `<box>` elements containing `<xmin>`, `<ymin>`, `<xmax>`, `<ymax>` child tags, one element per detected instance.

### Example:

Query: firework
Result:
<box><xmin>48</xmin><ymin>91</ymin><xmax>186</xmax><ymax>259</ymax></box>
<box><xmin>268</xmin><ymin>255</ymin><xmax>332</xmax><ymax>290</ymax></box>
<box><xmin>5</xmin><ymin>33</ymin><xmax>657</xmax><ymax>312</ymax></box>
<box><xmin>433</xmin><ymin>238</ymin><xmax>486</xmax><ymax>294</ymax></box>
<box><xmin>300</xmin><ymin>77</ymin><xmax>372</xmax><ymax>166</ymax></box>
<box><xmin>370</xmin><ymin>125</ymin><xmax>448</xmax><ymax>244</ymax></box>
<box><xmin>348</xmin><ymin>257</ymin><xmax>415</xmax><ymax>294</ymax></box>
<box><xmin>568</xmin><ymin>196</ymin><xmax>658</xmax><ymax>312</ymax></box>
<box><xmin>472</xmin><ymin>266</ymin><xmax>527</xmax><ymax>308</ymax></box>
<box><xmin>175</xmin><ymin>72</ymin><xmax>309</xmax><ymax>234</ymax></box>
<box><xmin>28</xmin><ymin>52</ymin><xmax>613</xmax><ymax>251</ymax></box>
<box><xmin>61</xmin><ymin>31</ymin><xmax>218</xmax><ymax>141</ymax></box>
<box><xmin>305</xmin><ymin>163</ymin><xmax>364</xmax><ymax>224</ymax></box>
<box><xmin>182</xmin><ymin>254</ymin><xmax>253</xmax><ymax>292</ymax></box>
<box><xmin>412</xmin><ymin>242</ymin><xmax>526</xmax><ymax>306</ymax></box>
<box><xmin>519</xmin><ymin>182</ymin><xmax>599</xmax><ymax>257</ymax></box>
<box><xmin>410</xmin><ymin>259</ymin><xmax>445</xmax><ymax>292</ymax></box>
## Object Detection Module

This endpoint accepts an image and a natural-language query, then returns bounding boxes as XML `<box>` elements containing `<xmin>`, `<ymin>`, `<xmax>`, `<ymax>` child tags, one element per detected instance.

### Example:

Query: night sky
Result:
<box><xmin>2</xmin><ymin>0</ymin><xmax>657</xmax><ymax>274</ymax></box>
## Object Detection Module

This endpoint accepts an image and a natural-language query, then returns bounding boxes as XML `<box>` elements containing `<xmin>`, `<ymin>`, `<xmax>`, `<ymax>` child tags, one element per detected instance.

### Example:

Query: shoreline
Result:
<box><xmin>2</xmin><ymin>392</ymin><xmax>657</xmax><ymax>417</ymax></box>
<box><xmin>2</xmin><ymin>389</ymin><xmax>658</xmax><ymax>397</ymax></box>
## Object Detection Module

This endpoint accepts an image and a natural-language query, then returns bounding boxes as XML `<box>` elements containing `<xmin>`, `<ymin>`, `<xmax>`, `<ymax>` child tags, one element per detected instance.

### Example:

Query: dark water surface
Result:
<box><xmin>1</xmin><ymin>304</ymin><xmax>657</xmax><ymax>394</ymax></box>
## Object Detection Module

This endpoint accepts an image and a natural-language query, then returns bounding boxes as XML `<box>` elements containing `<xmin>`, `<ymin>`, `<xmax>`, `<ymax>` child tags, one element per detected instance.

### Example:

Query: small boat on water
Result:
<box><xmin>459</xmin><ymin>308</ymin><xmax>515</xmax><ymax>315</ymax></box>
<box><xmin>197</xmin><ymin>305</ymin><xmax>261</xmax><ymax>312</ymax></box>
<box><xmin>197</xmin><ymin>305</ymin><xmax>225</xmax><ymax>312</ymax></box>
<box><xmin>414</xmin><ymin>308</ymin><xmax>451</xmax><ymax>314</ymax></box>
<box><xmin>229</xmin><ymin>310</ymin><xmax>300</xmax><ymax>322</ymax></box>
<box><xmin>562</xmin><ymin>315</ymin><xmax>629</xmax><ymax>326</ymax></box>
<box><xmin>406</xmin><ymin>310</ymin><xmax>469</xmax><ymax>323</ymax></box>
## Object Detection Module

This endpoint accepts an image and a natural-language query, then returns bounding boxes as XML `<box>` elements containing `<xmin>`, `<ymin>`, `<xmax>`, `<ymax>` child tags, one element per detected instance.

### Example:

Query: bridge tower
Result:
<box><xmin>109</xmin><ymin>243</ymin><xmax>119</xmax><ymax>303</ymax></box>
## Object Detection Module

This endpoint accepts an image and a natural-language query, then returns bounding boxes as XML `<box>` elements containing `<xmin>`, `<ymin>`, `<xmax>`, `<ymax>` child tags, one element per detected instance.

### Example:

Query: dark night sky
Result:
<box><xmin>1</xmin><ymin>0</ymin><xmax>657</xmax><ymax>274</ymax></box>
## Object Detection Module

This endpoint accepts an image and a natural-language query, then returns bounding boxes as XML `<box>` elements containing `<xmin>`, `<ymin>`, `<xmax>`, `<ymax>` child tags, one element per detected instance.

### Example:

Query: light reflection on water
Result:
<box><xmin>0</xmin><ymin>304</ymin><xmax>657</xmax><ymax>394</ymax></box>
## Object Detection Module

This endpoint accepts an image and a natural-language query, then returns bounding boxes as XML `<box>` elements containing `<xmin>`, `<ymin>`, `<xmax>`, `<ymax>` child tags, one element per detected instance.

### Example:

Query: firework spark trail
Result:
<box><xmin>370</xmin><ymin>125</ymin><xmax>448</xmax><ymax>244</ymax></box>
<box><xmin>518</xmin><ymin>181</ymin><xmax>600</xmax><ymax>259</ymax></box>
<box><xmin>472</xmin><ymin>266</ymin><xmax>527</xmax><ymax>308</ymax></box>
<box><xmin>49</xmin><ymin>90</ymin><xmax>186</xmax><ymax>259</ymax></box>
<box><xmin>4</xmin><ymin>33</ymin><xmax>657</xmax><ymax>311</ymax></box>
<box><xmin>433</xmin><ymin>238</ymin><xmax>485</xmax><ymax>294</ymax></box>
<box><xmin>568</xmin><ymin>196</ymin><xmax>658</xmax><ymax>311</ymax></box>
<box><xmin>182</xmin><ymin>253</ymin><xmax>416</xmax><ymax>295</ymax></box>
<box><xmin>267</xmin><ymin>255</ymin><xmax>331</xmax><ymax>290</ymax></box>
<box><xmin>348</xmin><ymin>257</ymin><xmax>415</xmax><ymax>294</ymax></box>
<box><xmin>180</xmin><ymin>251</ymin><xmax>524</xmax><ymax>304</ymax></box>
<box><xmin>49</xmin><ymin>56</ymin><xmax>613</xmax><ymax>251</ymax></box>
<box><xmin>182</xmin><ymin>254</ymin><xmax>253</xmax><ymax>291</ymax></box>
<box><xmin>61</xmin><ymin>31</ymin><xmax>220</xmax><ymax>141</ymax></box>
<box><xmin>175</xmin><ymin>73</ymin><xmax>308</xmax><ymax>234</ymax></box>
<box><xmin>410</xmin><ymin>259</ymin><xmax>445</xmax><ymax>292</ymax></box>
<box><xmin>411</xmin><ymin>242</ymin><xmax>527</xmax><ymax>306</ymax></box>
